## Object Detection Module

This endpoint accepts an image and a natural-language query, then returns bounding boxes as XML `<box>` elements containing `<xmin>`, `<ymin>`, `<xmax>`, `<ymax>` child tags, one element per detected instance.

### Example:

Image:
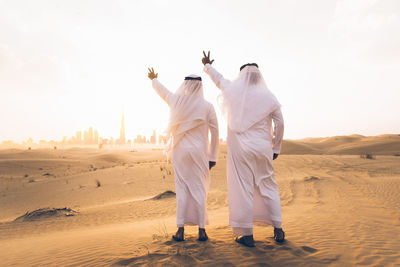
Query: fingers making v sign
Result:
<box><xmin>147</xmin><ymin>67</ymin><xmax>158</xmax><ymax>80</ymax></box>
<box><xmin>202</xmin><ymin>50</ymin><xmax>215</xmax><ymax>65</ymax></box>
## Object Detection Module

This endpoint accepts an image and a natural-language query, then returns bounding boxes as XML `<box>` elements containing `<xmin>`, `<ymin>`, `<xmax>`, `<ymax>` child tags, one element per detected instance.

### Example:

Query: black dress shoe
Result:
<box><xmin>274</xmin><ymin>228</ymin><xmax>285</xmax><ymax>243</ymax></box>
<box><xmin>198</xmin><ymin>228</ymin><xmax>208</xmax><ymax>241</ymax></box>
<box><xmin>235</xmin><ymin>235</ymin><xmax>255</xmax><ymax>247</ymax></box>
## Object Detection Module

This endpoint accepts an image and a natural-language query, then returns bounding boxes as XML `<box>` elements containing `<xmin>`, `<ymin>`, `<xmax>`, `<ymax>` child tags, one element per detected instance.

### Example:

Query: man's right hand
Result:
<box><xmin>147</xmin><ymin>67</ymin><xmax>158</xmax><ymax>80</ymax></box>
<box><xmin>202</xmin><ymin>51</ymin><xmax>215</xmax><ymax>65</ymax></box>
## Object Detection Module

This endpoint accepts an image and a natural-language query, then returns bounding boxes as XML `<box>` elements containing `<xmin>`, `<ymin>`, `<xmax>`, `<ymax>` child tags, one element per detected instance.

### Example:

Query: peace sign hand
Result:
<box><xmin>202</xmin><ymin>50</ymin><xmax>215</xmax><ymax>65</ymax></box>
<box><xmin>147</xmin><ymin>67</ymin><xmax>158</xmax><ymax>80</ymax></box>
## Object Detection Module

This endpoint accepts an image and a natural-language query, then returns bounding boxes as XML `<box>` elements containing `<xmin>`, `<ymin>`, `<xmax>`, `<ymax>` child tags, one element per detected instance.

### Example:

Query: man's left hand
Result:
<box><xmin>273</xmin><ymin>153</ymin><xmax>279</xmax><ymax>160</ymax></box>
<box><xmin>147</xmin><ymin>67</ymin><xmax>158</xmax><ymax>80</ymax></box>
<box><xmin>209</xmin><ymin>161</ymin><xmax>216</xmax><ymax>170</ymax></box>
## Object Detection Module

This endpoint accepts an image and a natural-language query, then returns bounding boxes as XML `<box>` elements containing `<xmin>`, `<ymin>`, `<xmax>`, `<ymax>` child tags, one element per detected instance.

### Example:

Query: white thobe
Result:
<box><xmin>204</xmin><ymin>64</ymin><xmax>284</xmax><ymax>235</ymax></box>
<box><xmin>152</xmin><ymin>79</ymin><xmax>219</xmax><ymax>228</ymax></box>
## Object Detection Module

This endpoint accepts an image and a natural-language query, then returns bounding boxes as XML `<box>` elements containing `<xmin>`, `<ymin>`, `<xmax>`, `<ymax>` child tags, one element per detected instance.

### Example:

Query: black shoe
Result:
<box><xmin>172</xmin><ymin>227</ymin><xmax>184</xmax><ymax>242</ymax></box>
<box><xmin>198</xmin><ymin>228</ymin><xmax>208</xmax><ymax>241</ymax></box>
<box><xmin>274</xmin><ymin>228</ymin><xmax>285</xmax><ymax>243</ymax></box>
<box><xmin>235</xmin><ymin>235</ymin><xmax>255</xmax><ymax>247</ymax></box>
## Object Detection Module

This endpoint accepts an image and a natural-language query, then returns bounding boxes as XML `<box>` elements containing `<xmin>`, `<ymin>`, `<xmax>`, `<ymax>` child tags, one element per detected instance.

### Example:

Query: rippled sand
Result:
<box><xmin>1</xmin><ymin>139</ymin><xmax>399</xmax><ymax>266</ymax></box>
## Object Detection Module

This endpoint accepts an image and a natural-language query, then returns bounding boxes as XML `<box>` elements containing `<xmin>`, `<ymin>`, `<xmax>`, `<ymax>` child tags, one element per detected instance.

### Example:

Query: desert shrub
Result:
<box><xmin>152</xmin><ymin>222</ymin><xmax>169</xmax><ymax>240</ymax></box>
<box><xmin>360</xmin><ymin>153</ymin><xmax>375</xmax><ymax>159</ymax></box>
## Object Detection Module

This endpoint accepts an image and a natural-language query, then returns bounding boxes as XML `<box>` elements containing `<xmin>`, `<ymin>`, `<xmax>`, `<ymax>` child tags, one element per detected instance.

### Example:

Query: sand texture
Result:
<box><xmin>0</xmin><ymin>135</ymin><xmax>400</xmax><ymax>266</ymax></box>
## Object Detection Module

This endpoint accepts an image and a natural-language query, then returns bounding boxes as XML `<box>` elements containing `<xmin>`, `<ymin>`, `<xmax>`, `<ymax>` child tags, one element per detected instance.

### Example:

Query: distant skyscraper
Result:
<box><xmin>150</xmin><ymin>130</ymin><xmax>156</xmax><ymax>144</ymax></box>
<box><xmin>76</xmin><ymin>131</ymin><xmax>82</xmax><ymax>144</ymax></box>
<box><xmin>94</xmin><ymin>130</ymin><xmax>99</xmax><ymax>144</ymax></box>
<box><xmin>84</xmin><ymin>130</ymin><xmax>89</xmax><ymax>144</ymax></box>
<box><xmin>89</xmin><ymin>127</ymin><xmax>93</xmax><ymax>144</ymax></box>
<box><xmin>120</xmin><ymin>109</ymin><xmax>126</xmax><ymax>145</ymax></box>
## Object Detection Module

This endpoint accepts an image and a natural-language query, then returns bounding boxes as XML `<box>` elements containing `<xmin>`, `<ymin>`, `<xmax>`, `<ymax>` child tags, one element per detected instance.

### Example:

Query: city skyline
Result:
<box><xmin>0</xmin><ymin>109</ymin><xmax>167</xmax><ymax>147</ymax></box>
<box><xmin>0</xmin><ymin>126</ymin><xmax>164</xmax><ymax>148</ymax></box>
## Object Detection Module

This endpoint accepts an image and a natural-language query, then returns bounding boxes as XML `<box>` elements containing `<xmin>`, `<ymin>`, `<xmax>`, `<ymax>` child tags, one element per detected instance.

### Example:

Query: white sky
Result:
<box><xmin>1</xmin><ymin>0</ymin><xmax>399</xmax><ymax>142</ymax></box>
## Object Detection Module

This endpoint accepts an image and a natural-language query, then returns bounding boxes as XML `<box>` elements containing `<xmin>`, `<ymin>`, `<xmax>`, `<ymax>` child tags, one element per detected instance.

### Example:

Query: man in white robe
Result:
<box><xmin>147</xmin><ymin>67</ymin><xmax>219</xmax><ymax>241</ymax></box>
<box><xmin>201</xmin><ymin>52</ymin><xmax>285</xmax><ymax>247</ymax></box>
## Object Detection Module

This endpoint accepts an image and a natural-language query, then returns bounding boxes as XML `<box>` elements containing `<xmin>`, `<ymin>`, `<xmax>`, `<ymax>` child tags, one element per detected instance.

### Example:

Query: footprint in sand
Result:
<box><xmin>163</xmin><ymin>240</ymin><xmax>174</xmax><ymax>245</ymax></box>
<box><xmin>241</xmin><ymin>252</ymin><xmax>252</xmax><ymax>257</ymax></box>
<box><xmin>264</xmin><ymin>245</ymin><xmax>275</xmax><ymax>250</ymax></box>
<box><xmin>184</xmin><ymin>243</ymin><xmax>198</xmax><ymax>249</ymax></box>
<box><xmin>301</xmin><ymin>245</ymin><xmax>318</xmax><ymax>253</ymax></box>
<box><xmin>252</xmin><ymin>263</ymin><xmax>271</xmax><ymax>267</ymax></box>
<box><xmin>304</xmin><ymin>176</ymin><xmax>321</xmax><ymax>182</ymax></box>
<box><xmin>220</xmin><ymin>263</ymin><xmax>235</xmax><ymax>267</ymax></box>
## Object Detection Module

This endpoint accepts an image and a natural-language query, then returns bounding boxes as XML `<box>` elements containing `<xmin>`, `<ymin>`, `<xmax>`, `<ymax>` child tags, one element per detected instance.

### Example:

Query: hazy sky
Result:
<box><xmin>1</xmin><ymin>0</ymin><xmax>399</xmax><ymax>142</ymax></box>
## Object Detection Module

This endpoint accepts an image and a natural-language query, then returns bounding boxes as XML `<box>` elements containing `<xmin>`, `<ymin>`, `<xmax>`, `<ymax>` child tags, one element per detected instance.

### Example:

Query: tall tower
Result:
<box><xmin>94</xmin><ymin>130</ymin><xmax>99</xmax><ymax>144</ymax></box>
<box><xmin>88</xmin><ymin>127</ymin><xmax>93</xmax><ymax>144</ymax></box>
<box><xmin>120</xmin><ymin>109</ymin><xmax>126</xmax><ymax>145</ymax></box>
<box><xmin>151</xmin><ymin>130</ymin><xmax>156</xmax><ymax>144</ymax></box>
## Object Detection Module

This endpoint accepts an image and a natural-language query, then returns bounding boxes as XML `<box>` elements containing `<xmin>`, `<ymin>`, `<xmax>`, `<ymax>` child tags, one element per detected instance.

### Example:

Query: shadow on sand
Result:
<box><xmin>113</xmin><ymin>230</ymin><xmax>339</xmax><ymax>266</ymax></box>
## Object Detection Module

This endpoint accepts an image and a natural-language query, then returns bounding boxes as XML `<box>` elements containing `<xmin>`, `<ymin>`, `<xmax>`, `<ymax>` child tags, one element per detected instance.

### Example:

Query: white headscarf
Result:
<box><xmin>219</xmin><ymin>64</ymin><xmax>280</xmax><ymax>133</ymax></box>
<box><xmin>166</xmin><ymin>75</ymin><xmax>208</xmax><ymax>154</ymax></box>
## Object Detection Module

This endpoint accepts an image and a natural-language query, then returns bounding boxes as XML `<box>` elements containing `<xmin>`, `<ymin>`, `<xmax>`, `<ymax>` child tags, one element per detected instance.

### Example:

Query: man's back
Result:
<box><xmin>175</xmin><ymin>101</ymin><xmax>217</xmax><ymax>151</ymax></box>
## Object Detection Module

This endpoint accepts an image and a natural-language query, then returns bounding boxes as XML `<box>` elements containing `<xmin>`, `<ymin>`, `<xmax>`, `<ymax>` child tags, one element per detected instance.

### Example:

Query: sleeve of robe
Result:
<box><xmin>271</xmin><ymin>108</ymin><xmax>284</xmax><ymax>154</ymax></box>
<box><xmin>208</xmin><ymin>104</ymin><xmax>219</xmax><ymax>162</ymax></box>
<box><xmin>203</xmin><ymin>63</ymin><xmax>231</xmax><ymax>91</ymax></box>
<box><xmin>151</xmin><ymin>78</ymin><xmax>176</xmax><ymax>105</ymax></box>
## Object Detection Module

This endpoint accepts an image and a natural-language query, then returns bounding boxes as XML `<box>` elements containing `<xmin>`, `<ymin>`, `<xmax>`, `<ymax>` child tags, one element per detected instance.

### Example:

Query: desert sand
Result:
<box><xmin>1</xmin><ymin>135</ymin><xmax>400</xmax><ymax>266</ymax></box>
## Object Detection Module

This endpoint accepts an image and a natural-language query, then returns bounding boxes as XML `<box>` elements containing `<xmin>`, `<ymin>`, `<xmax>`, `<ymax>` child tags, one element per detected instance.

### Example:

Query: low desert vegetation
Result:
<box><xmin>360</xmin><ymin>153</ymin><xmax>375</xmax><ymax>159</ymax></box>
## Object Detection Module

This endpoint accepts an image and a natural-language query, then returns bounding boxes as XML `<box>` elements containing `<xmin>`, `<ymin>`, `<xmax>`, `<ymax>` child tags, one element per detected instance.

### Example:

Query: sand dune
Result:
<box><xmin>0</xmin><ymin>136</ymin><xmax>400</xmax><ymax>266</ymax></box>
<box><xmin>14</xmin><ymin>207</ymin><xmax>78</xmax><ymax>222</ymax></box>
<box><xmin>281</xmin><ymin>134</ymin><xmax>400</xmax><ymax>155</ymax></box>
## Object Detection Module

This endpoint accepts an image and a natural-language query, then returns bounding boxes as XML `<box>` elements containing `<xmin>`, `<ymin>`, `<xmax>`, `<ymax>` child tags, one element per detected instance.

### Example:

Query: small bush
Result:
<box><xmin>360</xmin><ymin>153</ymin><xmax>375</xmax><ymax>159</ymax></box>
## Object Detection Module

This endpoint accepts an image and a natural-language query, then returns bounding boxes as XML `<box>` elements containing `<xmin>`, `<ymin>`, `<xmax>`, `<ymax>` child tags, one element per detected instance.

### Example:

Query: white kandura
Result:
<box><xmin>204</xmin><ymin>64</ymin><xmax>284</xmax><ymax>235</ymax></box>
<box><xmin>152</xmin><ymin>76</ymin><xmax>219</xmax><ymax>228</ymax></box>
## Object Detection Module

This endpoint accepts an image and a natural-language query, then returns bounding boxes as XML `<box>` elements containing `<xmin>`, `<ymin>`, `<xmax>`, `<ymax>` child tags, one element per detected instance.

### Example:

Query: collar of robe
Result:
<box><xmin>240</xmin><ymin>63</ymin><xmax>259</xmax><ymax>71</ymax></box>
<box><xmin>184</xmin><ymin>76</ymin><xmax>202</xmax><ymax>81</ymax></box>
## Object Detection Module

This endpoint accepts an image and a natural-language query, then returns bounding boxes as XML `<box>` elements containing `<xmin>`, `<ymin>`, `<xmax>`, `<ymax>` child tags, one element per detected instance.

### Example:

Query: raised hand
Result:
<box><xmin>202</xmin><ymin>50</ymin><xmax>215</xmax><ymax>65</ymax></box>
<box><xmin>147</xmin><ymin>67</ymin><xmax>158</xmax><ymax>80</ymax></box>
